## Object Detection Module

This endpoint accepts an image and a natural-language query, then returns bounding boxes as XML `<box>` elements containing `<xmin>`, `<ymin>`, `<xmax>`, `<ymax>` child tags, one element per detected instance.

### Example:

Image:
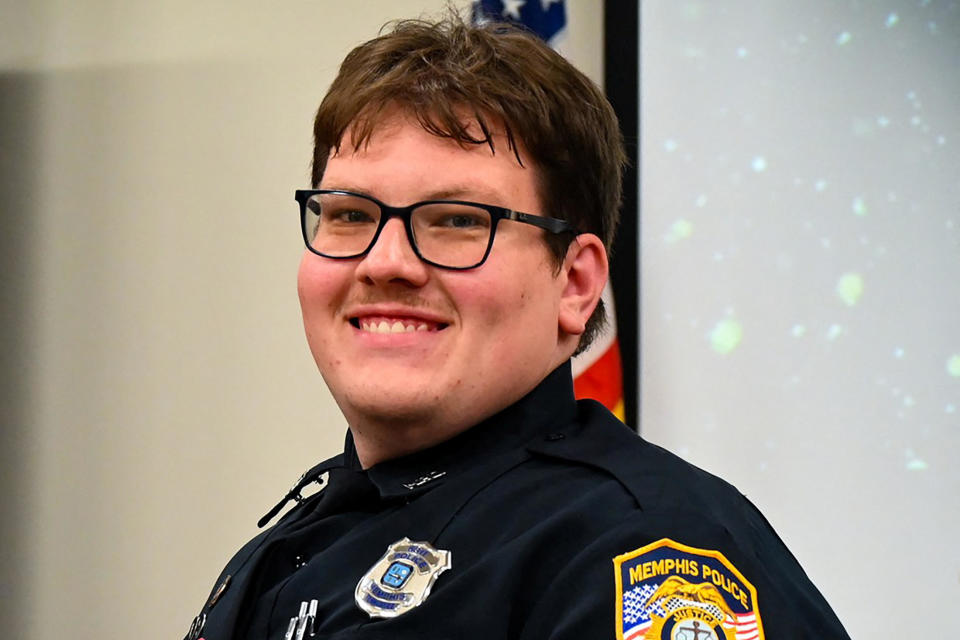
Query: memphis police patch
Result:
<box><xmin>613</xmin><ymin>538</ymin><xmax>764</xmax><ymax>640</ymax></box>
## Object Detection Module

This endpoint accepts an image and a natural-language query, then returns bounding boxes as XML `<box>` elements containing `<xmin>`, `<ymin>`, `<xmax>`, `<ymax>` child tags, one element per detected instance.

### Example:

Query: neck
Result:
<box><xmin>341</xmin><ymin>352</ymin><xmax>578</xmax><ymax>468</ymax></box>
<box><xmin>348</xmin><ymin>415</ymin><xmax>471</xmax><ymax>468</ymax></box>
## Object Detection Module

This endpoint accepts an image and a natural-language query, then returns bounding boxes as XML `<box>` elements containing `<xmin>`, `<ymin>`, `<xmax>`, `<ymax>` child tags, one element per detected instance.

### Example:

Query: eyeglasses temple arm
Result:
<box><xmin>509</xmin><ymin>211</ymin><xmax>579</xmax><ymax>235</ymax></box>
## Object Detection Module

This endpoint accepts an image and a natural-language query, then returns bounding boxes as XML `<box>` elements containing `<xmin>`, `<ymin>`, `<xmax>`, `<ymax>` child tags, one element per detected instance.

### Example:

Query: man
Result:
<box><xmin>185</xmin><ymin>15</ymin><xmax>849</xmax><ymax>640</ymax></box>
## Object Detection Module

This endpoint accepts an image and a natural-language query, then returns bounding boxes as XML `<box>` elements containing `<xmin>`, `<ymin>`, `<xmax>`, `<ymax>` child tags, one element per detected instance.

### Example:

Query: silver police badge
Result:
<box><xmin>355</xmin><ymin>538</ymin><xmax>452</xmax><ymax>618</ymax></box>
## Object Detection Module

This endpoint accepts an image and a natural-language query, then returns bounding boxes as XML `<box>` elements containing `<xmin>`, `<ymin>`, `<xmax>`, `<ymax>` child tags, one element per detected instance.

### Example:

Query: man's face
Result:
<box><xmin>297</xmin><ymin>110</ymin><xmax>573</xmax><ymax>448</ymax></box>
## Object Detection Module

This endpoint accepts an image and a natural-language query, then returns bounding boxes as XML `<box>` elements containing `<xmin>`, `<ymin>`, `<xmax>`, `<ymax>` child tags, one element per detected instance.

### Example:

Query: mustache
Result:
<box><xmin>348</xmin><ymin>290</ymin><xmax>447</xmax><ymax>312</ymax></box>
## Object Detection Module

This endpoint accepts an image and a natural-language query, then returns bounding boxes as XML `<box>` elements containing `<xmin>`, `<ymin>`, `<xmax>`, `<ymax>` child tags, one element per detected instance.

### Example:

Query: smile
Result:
<box><xmin>351</xmin><ymin>316</ymin><xmax>448</xmax><ymax>333</ymax></box>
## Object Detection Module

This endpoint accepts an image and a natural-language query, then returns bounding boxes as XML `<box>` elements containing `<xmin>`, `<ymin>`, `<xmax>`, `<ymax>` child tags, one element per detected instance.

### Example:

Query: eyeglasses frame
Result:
<box><xmin>295</xmin><ymin>189</ymin><xmax>580</xmax><ymax>270</ymax></box>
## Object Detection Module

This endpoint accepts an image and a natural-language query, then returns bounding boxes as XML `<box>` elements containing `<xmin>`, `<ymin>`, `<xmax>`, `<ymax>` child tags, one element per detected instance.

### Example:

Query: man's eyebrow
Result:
<box><xmin>425</xmin><ymin>186</ymin><xmax>501</xmax><ymax>202</ymax></box>
<box><xmin>321</xmin><ymin>184</ymin><xmax>506</xmax><ymax>205</ymax></box>
<box><xmin>319</xmin><ymin>184</ymin><xmax>373</xmax><ymax>197</ymax></box>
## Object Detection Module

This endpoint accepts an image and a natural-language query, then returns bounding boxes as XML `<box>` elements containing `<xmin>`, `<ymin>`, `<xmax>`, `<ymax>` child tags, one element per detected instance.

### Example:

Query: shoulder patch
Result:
<box><xmin>613</xmin><ymin>538</ymin><xmax>764</xmax><ymax>640</ymax></box>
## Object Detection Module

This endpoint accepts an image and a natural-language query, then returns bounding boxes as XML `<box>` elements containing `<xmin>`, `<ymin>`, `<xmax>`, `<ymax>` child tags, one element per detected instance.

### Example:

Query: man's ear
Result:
<box><xmin>558</xmin><ymin>234</ymin><xmax>608</xmax><ymax>336</ymax></box>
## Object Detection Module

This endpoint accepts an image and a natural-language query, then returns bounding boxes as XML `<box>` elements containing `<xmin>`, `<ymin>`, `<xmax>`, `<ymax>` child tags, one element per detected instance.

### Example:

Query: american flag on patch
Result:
<box><xmin>730</xmin><ymin>612</ymin><xmax>761</xmax><ymax>640</ymax></box>
<box><xmin>621</xmin><ymin>582</ymin><xmax>662</xmax><ymax>639</ymax></box>
<box><xmin>471</xmin><ymin>0</ymin><xmax>626</xmax><ymax>421</ymax></box>
<box><xmin>621</xmin><ymin>583</ymin><xmax>761</xmax><ymax>640</ymax></box>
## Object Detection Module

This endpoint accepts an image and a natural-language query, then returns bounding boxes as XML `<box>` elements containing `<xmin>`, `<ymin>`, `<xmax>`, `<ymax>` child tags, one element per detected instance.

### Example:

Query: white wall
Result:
<box><xmin>0</xmin><ymin>2</ymin><xmax>603</xmax><ymax>638</ymax></box>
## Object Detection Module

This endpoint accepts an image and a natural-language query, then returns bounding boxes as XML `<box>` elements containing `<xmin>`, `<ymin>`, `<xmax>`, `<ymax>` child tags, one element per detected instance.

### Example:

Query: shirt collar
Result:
<box><xmin>342</xmin><ymin>361</ymin><xmax>578</xmax><ymax>500</ymax></box>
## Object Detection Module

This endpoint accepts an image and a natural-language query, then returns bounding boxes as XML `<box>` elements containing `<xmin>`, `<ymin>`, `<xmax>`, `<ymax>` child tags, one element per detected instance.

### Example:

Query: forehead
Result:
<box><xmin>341</xmin><ymin>103</ymin><xmax>526</xmax><ymax>163</ymax></box>
<box><xmin>322</xmin><ymin>109</ymin><xmax>542</xmax><ymax>209</ymax></box>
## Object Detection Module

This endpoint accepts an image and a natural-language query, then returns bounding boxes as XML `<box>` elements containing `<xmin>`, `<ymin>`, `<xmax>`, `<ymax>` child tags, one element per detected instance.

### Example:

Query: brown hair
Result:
<box><xmin>311</xmin><ymin>14</ymin><xmax>626</xmax><ymax>354</ymax></box>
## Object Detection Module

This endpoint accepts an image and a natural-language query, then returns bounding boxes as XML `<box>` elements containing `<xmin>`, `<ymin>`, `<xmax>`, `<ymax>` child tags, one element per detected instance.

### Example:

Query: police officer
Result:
<box><xmin>185</xmin><ymin>14</ymin><xmax>850</xmax><ymax>640</ymax></box>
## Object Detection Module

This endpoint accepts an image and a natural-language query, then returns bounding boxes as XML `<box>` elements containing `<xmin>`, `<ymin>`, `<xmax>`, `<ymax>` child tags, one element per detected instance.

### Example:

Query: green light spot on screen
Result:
<box><xmin>826</xmin><ymin>324</ymin><xmax>844</xmax><ymax>341</ymax></box>
<box><xmin>666</xmin><ymin>219</ymin><xmax>694</xmax><ymax>243</ymax></box>
<box><xmin>710</xmin><ymin>318</ymin><xmax>743</xmax><ymax>354</ymax></box>
<box><xmin>947</xmin><ymin>354</ymin><xmax>960</xmax><ymax>377</ymax></box>
<box><xmin>836</xmin><ymin>273</ymin><xmax>864</xmax><ymax>306</ymax></box>
<box><xmin>905</xmin><ymin>449</ymin><xmax>928</xmax><ymax>471</ymax></box>
<box><xmin>852</xmin><ymin>196</ymin><xmax>868</xmax><ymax>216</ymax></box>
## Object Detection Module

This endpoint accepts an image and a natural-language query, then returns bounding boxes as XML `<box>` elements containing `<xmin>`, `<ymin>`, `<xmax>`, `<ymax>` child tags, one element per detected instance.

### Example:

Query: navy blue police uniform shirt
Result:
<box><xmin>185</xmin><ymin>362</ymin><xmax>849</xmax><ymax>640</ymax></box>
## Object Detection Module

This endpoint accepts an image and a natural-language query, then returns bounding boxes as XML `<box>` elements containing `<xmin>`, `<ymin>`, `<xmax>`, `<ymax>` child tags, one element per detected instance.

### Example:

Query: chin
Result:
<box><xmin>342</xmin><ymin>388</ymin><xmax>437</xmax><ymax>426</ymax></box>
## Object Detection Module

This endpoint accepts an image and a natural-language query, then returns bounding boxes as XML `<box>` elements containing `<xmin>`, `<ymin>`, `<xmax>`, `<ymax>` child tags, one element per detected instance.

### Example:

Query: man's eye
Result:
<box><xmin>327</xmin><ymin>209</ymin><xmax>375</xmax><ymax>224</ymax></box>
<box><xmin>435</xmin><ymin>213</ymin><xmax>489</xmax><ymax>229</ymax></box>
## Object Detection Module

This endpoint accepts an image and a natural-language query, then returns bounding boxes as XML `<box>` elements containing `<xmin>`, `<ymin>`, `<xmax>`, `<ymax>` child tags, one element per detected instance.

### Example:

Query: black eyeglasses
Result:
<box><xmin>296</xmin><ymin>189</ymin><xmax>579</xmax><ymax>270</ymax></box>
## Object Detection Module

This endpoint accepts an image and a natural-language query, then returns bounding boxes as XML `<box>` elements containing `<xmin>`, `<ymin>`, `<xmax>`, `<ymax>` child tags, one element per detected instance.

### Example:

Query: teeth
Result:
<box><xmin>359</xmin><ymin>319</ymin><xmax>434</xmax><ymax>334</ymax></box>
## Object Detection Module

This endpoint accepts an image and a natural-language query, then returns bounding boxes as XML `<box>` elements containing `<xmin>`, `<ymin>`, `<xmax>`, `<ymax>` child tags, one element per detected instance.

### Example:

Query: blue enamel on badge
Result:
<box><xmin>613</xmin><ymin>538</ymin><xmax>764</xmax><ymax>640</ymax></box>
<box><xmin>382</xmin><ymin>561</ymin><xmax>414</xmax><ymax>589</ymax></box>
<box><xmin>355</xmin><ymin>538</ymin><xmax>451</xmax><ymax>618</ymax></box>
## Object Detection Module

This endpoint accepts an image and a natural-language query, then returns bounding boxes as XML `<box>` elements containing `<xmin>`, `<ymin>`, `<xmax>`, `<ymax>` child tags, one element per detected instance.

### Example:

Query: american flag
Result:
<box><xmin>621</xmin><ymin>583</ymin><xmax>761</xmax><ymax>640</ymax></box>
<box><xmin>472</xmin><ymin>0</ymin><xmax>626</xmax><ymax>421</ymax></box>
<box><xmin>472</xmin><ymin>0</ymin><xmax>567</xmax><ymax>43</ymax></box>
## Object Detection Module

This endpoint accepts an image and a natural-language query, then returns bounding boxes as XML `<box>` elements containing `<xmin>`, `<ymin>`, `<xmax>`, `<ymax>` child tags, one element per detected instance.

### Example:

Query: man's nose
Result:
<box><xmin>354</xmin><ymin>217</ymin><xmax>429</xmax><ymax>286</ymax></box>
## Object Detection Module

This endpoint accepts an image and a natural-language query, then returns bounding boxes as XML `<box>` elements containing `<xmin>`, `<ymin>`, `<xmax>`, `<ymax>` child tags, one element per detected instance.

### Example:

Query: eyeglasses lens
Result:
<box><xmin>304</xmin><ymin>193</ymin><xmax>493</xmax><ymax>269</ymax></box>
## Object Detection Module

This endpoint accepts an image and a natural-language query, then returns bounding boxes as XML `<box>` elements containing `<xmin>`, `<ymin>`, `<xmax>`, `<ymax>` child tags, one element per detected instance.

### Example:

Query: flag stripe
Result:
<box><xmin>624</xmin><ymin>621</ymin><xmax>652</xmax><ymax>640</ymax></box>
<box><xmin>573</xmin><ymin>338</ymin><xmax>622</xmax><ymax>410</ymax></box>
